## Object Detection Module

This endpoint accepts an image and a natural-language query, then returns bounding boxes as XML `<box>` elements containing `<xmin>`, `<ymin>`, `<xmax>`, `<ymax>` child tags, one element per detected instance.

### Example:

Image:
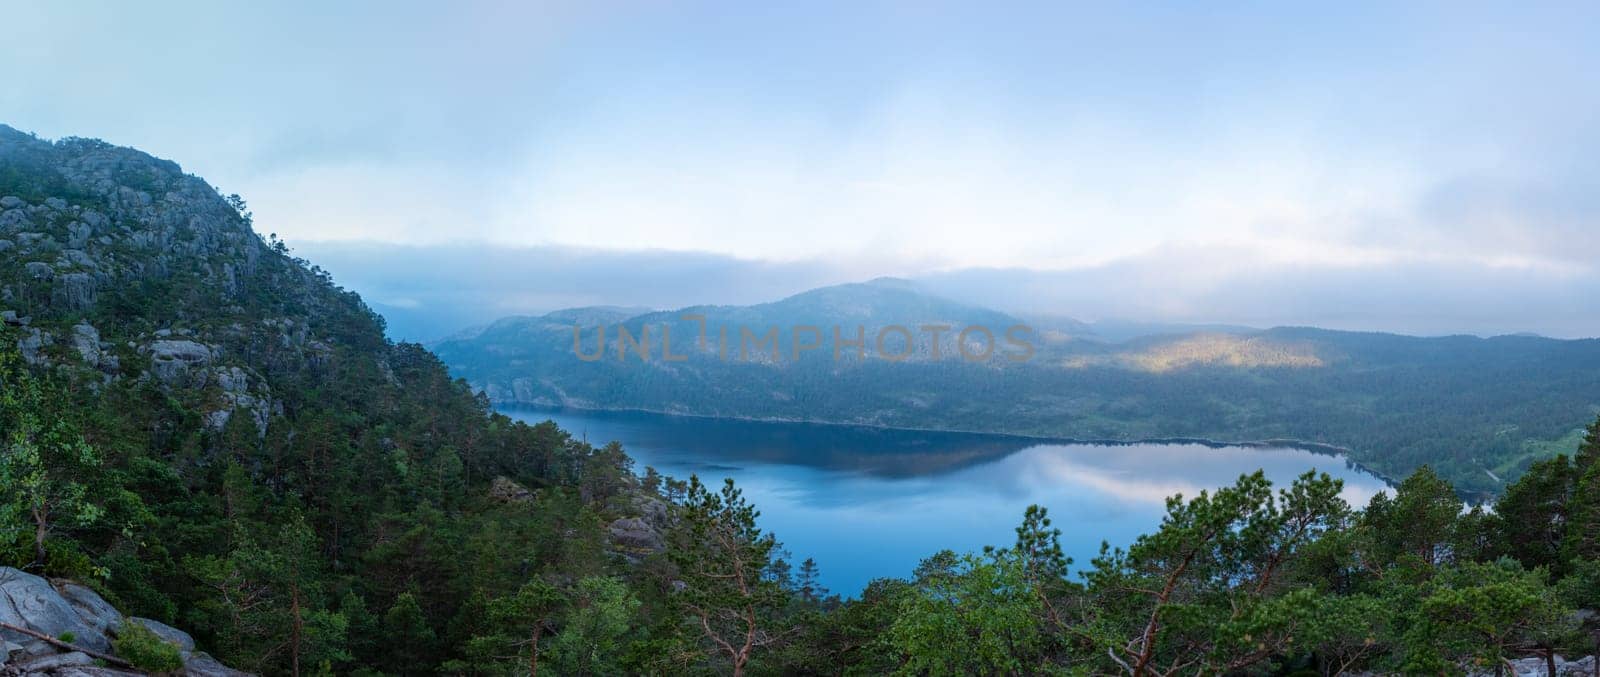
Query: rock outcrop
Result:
<box><xmin>1464</xmin><ymin>655</ymin><xmax>1597</xmax><ymax>677</ymax></box>
<box><xmin>0</xmin><ymin>568</ymin><xmax>250</xmax><ymax>676</ymax></box>
<box><xmin>606</xmin><ymin>495</ymin><xmax>671</xmax><ymax>561</ymax></box>
<box><xmin>0</xmin><ymin>124</ymin><xmax>353</xmax><ymax>448</ymax></box>
<box><xmin>488</xmin><ymin>476</ymin><xmax>535</xmax><ymax>503</ymax></box>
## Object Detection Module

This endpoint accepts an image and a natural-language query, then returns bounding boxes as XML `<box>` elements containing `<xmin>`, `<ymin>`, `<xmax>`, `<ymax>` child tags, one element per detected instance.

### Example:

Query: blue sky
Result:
<box><xmin>5</xmin><ymin>1</ymin><xmax>1599</xmax><ymax>336</ymax></box>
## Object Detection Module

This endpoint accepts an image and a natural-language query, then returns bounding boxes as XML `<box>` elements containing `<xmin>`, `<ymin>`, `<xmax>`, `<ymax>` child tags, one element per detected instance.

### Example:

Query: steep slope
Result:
<box><xmin>0</xmin><ymin>125</ymin><xmax>656</xmax><ymax>673</ymax></box>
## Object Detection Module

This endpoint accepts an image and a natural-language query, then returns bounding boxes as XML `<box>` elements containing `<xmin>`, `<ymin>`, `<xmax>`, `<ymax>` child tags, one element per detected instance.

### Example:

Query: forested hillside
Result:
<box><xmin>435</xmin><ymin>289</ymin><xmax>1600</xmax><ymax>497</ymax></box>
<box><xmin>0</xmin><ymin>125</ymin><xmax>678</xmax><ymax>673</ymax></box>
<box><xmin>4</xmin><ymin>126</ymin><xmax>1599</xmax><ymax>676</ymax></box>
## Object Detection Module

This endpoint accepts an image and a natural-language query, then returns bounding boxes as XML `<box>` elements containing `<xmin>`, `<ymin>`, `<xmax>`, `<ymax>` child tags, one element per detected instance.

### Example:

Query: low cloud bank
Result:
<box><xmin>296</xmin><ymin>241</ymin><xmax>1600</xmax><ymax>342</ymax></box>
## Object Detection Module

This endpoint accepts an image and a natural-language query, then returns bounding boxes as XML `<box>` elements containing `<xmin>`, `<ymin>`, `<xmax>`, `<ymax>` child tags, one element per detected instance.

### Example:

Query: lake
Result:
<box><xmin>500</xmin><ymin>406</ymin><xmax>1391</xmax><ymax>595</ymax></box>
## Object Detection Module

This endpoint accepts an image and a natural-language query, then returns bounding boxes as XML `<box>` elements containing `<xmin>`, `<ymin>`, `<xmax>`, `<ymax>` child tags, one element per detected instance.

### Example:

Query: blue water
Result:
<box><xmin>500</xmin><ymin>406</ymin><xmax>1389</xmax><ymax>596</ymax></box>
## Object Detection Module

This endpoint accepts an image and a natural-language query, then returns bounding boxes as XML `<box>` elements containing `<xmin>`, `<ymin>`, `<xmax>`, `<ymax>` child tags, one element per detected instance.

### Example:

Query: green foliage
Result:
<box><xmin>113</xmin><ymin>622</ymin><xmax>185</xmax><ymax>673</ymax></box>
<box><xmin>436</xmin><ymin>300</ymin><xmax>1600</xmax><ymax>498</ymax></box>
<box><xmin>1401</xmin><ymin>560</ymin><xmax>1578</xmax><ymax>674</ymax></box>
<box><xmin>1359</xmin><ymin>465</ymin><xmax>1463</xmax><ymax>569</ymax></box>
<box><xmin>0</xmin><ymin>336</ymin><xmax>105</xmax><ymax>571</ymax></box>
<box><xmin>1492</xmin><ymin>456</ymin><xmax>1575</xmax><ymax>571</ymax></box>
<box><xmin>545</xmin><ymin>576</ymin><xmax>640</xmax><ymax>675</ymax></box>
<box><xmin>5</xmin><ymin>134</ymin><xmax>1600</xmax><ymax>675</ymax></box>
<box><xmin>668</xmin><ymin>476</ymin><xmax>791</xmax><ymax>676</ymax></box>
<box><xmin>888</xmin><ymin>550</ymin><xmax>1049</xmax><ymax>675</ymax></box>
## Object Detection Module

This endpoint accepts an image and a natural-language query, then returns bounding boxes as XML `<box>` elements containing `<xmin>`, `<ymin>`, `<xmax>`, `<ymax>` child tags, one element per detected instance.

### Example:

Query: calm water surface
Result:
<box><xmin>501</xmin><ymin>406</ymin><xmax>1389</xmax><ymax>595</ymax></box>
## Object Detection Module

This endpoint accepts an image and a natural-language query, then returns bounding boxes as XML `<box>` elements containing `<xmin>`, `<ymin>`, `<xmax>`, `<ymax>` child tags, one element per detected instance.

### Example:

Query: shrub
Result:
<box><xmin>112</xmin><ymin>622</ymin><xmax>183</xmax><ymax>672</ymax></box>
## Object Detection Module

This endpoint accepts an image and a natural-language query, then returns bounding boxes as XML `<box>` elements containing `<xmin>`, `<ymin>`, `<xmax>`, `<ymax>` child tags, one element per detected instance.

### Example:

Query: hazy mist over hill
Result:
<box><xmin>8</xmin><ymin>3</ymin><xmax>1599</xmax><ymax>342</ymax></box>
<box><xmin>299</xmin><ymin>240</ymin><xmax>1600</xmax><ymax>342</ymax></box>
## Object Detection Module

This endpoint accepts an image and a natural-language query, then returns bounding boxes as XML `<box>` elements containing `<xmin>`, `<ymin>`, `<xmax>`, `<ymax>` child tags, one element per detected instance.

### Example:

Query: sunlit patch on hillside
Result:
<box><xmin>1061</xmin><ymin>334</ymin><xmax>1326</xmax><ymax>372</ymax></box>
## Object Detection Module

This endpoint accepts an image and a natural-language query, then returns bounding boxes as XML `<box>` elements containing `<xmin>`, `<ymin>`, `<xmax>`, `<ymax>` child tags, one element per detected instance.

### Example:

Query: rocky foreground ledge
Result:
<box><xmin>1468</xmin><ymin>655</ymin><xmax>1596</xmax><ymax>677</ymax></box>
<box><xmin>0</xmin><ymin>568</ymin><xmax>249</xmax><ymax>676</ymax></box>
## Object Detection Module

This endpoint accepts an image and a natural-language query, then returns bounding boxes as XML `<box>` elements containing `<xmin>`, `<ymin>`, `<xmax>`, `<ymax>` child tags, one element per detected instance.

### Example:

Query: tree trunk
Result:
<box><xmin>32</xmin><ymin>505</ymin><xmax>48</xmax><ymax>568</ymax></box>
<box><xmin>530</xmin><ymin>619</ymin><xmax>542</xmax><ymax>677</ymax></box>
<box><xmin>1545</xmin><ymin>649</ymin><xmax>1557</xmax><ymax>677</ymax></box>
<box><xmin>290</xmin><ymin>586</ymin><xmax>303</xmax><ymax>677</ymax></box>
<box><xmin>0</xmin><ymin>621</ymin><xmax>133</xmax><ymax>668</ymax></box>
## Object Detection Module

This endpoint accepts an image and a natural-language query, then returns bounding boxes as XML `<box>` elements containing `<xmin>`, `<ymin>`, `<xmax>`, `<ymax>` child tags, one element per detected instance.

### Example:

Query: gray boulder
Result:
<box><xmin>489</xmin><ymin>476</ymin><xmax>534</xmax><ymax>503</ymax></box>
<box><xmin>52</xmin><ymin>273</ymin><xmax>97</xmax><ymax>311</ymax></box>
<box><xmin>70</xmin><ymin>324</ymin><xmax>101</xmax><ymax>367</ymax></box>
<box><xmin>67</xmin><ymin>222</ymin><xmax>92</xmax><ymax>249</ymax></box>
<box><xmin>147</xmin><ymin>339</ymin><xmax>214</xmax><ymax>384</ymax></box>
<box><xmin>49</xmin><ymin>667</ymin><xmax>146</xmax><ymax>677</ymax></box>
<box><xmin>13</xmin><ymin>650</ymin><xmax>94</xmax><ymax>672</ymax></box>
<box><xmin>0</xmin><ymin>568</ymin><xmax>110</xmax><ymax>655</ymax></box>
<box><xmin>24</xmin><ymin>261</ymin><xmax>52</xmax><ymax>280</ymax></box>
<box><xmin>608</xmin><ymin>517</ymin><xmax>665</xmax><ymax>554</ymax></box>
<box><xmin>0</xmin><ymin>208</ymin><xmax>29</xmax><ymax>229</ymax></box>
<box><xmin>56</xmin><ymin>249</ymin><xmax>97</xmax><ymax>269</ymax></box>
<box><xmin>52</xmin><ymin>581</ymin><xmax>121</xmax><ymax>635</ymax></box>
<box><xmin>127</xmin><ymin>616</ymin><xmax>195</xmax><ymax>652</ymax></box>
<box><xmin>17</xmin><ymin>328</ymin><xmax>52</xmax><ymax>366</ymax></box>
<box><xmin>14</xmin><ymin>232</ymin><xmax>50</xmax><ymax>247</ymax></box>
<box><xmin>0</xmin><ymin>239</ymin><xmax>13</xmax><ymax>252</ymax></box>
<box><xmin>1465</xmin><ymin>655</ymin><xmax>1597</xmax><ymax>677</ymax></box>
<box><xmin>181</xmin><ymin>651</ymin><xmax>255</xmax><ymax>677</ymax></box>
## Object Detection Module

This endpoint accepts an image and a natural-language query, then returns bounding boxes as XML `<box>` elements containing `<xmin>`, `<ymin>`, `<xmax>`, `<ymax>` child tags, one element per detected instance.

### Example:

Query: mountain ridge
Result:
<box><xmin>435</xmin><ymin>282</ymin><xmax>1600</xmax><ymax>497</ymax></box>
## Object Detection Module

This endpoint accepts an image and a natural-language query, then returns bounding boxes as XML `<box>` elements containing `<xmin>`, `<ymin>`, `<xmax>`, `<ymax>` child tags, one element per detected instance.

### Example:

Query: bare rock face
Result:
<box><xmin>70</xmin><ymin>323</ymin><xmax>101</xmax><ymax>367</ymax></box>
<box><xmin>145</xmin><ymin>339</ymin><xmax>215</xmax><ymax>385</ymax></box>
<box><xmin>179</xmin><ymin>651</ymin><xmax>254</xmax><ymax>677</ymax></box>
<box><xmin>0</xmin><ymin>567</ymin><xmax>253</xmax><ymax>676</ymax></box>
<box><xmin>51</xmin><ymin>273</ymin><xmax>97</xmax><ymax>311</ymax></box>
<box><xmin>11</xmin><ymin>651</ymin><xmax>96</xmax><ymax>672</ymax></box>
<box><xmin>489</xmin><ymin>476</ymin><xmax>535</xmax><ymax>503</ymax></box>
<box><xmin>607</xmin><ymin>517</ymin><xmax>665</xmax><ymax>555</ymax></box>
<box><xmin>1465</xmin><ymin>655</ymin><xmax>1596</xmax><ymax>677</ymax></box>
<box><xmin>24</xmin><ymin>262</ymin><xmax>52</xmax><ymax>280</ymax></box>
<box><xmin>51</xmin><ymin>582</ymin><xmax>121</xmax><ymax>636</ymax></box>
<box><xmin>199</xmin><ymin>366</ymin><xmax>276</xmax><ymax>438</ymax></box>
<box><xmin>35</xmin><ymin>666</ymin><xmax>144</xmax><ymax>677</ymax></box>
<box><xmin>15</xmin><ymin>328</ymin><xmax>52</xmax><ymax>366</ymax></box>
<box><xmin>0</xmin><ymin>568</ymin><xmax>110</xmax><ymax>656</ymax></box>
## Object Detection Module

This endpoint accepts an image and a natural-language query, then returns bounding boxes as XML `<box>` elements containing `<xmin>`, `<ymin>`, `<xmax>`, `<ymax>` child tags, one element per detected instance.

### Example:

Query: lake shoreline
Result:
<box><xmin>494</xmin><ymin>400</ymin><xmax>1399</xmax><ymax>488</ymax></box>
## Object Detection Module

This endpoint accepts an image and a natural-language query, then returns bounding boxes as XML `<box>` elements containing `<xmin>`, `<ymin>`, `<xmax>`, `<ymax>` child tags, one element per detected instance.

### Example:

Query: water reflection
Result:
<box><xmin>502</xmin><ymin>406</ymin><xmax>1389</xmax><ymax>595</ymax></box>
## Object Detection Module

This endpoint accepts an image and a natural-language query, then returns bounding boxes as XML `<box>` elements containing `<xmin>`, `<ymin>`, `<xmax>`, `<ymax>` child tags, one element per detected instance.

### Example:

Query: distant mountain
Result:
<box><xmin>435</xmin><ymin>281</ymin><xmax>1600</xmax><ymax>497</ymax></box>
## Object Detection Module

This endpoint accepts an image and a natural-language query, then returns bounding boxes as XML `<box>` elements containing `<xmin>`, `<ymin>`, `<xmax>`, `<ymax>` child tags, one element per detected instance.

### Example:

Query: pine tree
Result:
<box><xmin>796</xmin><ymin>558</ymin><xmax>825</xmax><ymax>605</ymax></box>
<box><xmin>1359</xmin><ymin>466</ymin><xmax>1463</xmax><ymax>570</ymax></box>
<box><xmin>1564</xmin><ymin>462</ymin><xmax>1600</xmax><ymax>562</ymax></box>
<box><xmin>380</xmin><ymin>592</ymin><xmax>437</xmax><ymax>674</ymax></box>
<box><xmin>668</xmin><ymin>476</ymin><xmax>790</xmax><ymax>677</ymax></box>
<box><xmin>0</xmin><ymin>345</ymin><xmax>103</xmax><ymax>571</ymax></box>
<box><xmin>1492</xmin><ymin>456</ymin><xmax>1574</xmax><ymax>571</ymax></box>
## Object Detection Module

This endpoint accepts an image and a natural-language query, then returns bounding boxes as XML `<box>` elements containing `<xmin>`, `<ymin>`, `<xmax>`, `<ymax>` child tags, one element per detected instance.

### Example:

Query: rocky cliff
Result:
<box><xmin>0</xmin><ymin>125</ymin><xmax>663</xmax><ymax>673</ymax></box>
<box><xmin>0</xmin><ymin>124</ymin><xmax>363</xmax><ymax>440</ymax></box>
<box><xmin>1</xmin><ymin>567</ymin><xmax>248</xmax><ymax>675</ymax></box>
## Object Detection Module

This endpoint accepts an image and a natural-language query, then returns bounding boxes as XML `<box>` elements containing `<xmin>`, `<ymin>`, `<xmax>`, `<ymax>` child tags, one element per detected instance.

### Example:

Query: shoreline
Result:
<box><xmin>493</xmin><ymin>399</ymin><xmax>1400</xmax><ymax>488</ymax></box>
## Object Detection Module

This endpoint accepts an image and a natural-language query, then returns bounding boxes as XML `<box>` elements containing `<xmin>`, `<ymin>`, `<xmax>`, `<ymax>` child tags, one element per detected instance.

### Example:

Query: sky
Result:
<box><xmin>5</xmin><ymin>1</ymin><xmax>1599</xmax><ymax>339</ymax></box>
